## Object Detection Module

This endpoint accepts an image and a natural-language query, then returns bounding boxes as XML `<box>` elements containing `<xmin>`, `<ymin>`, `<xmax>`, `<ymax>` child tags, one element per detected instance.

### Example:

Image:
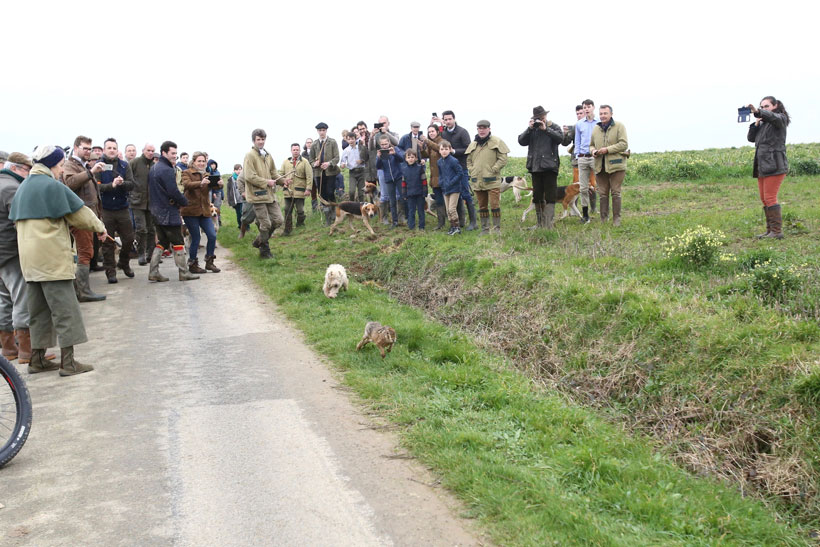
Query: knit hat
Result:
<box><xmin>32</xmin><ymin>145</ymin><xmax>65</xmax><ymax>168</ymax></box>
<box><xmin>7</xmin><ymin>152</ymin><xmax>32</xmax><ymax>168</ymax></box>
<box><xmin>532</xmin><ymin>105</ymin><xmax>548</xmax><ymax>118</ymax></box>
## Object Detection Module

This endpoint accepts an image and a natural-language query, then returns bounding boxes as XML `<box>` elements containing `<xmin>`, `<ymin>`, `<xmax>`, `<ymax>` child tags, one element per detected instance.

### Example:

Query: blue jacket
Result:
<box><xmin>375</xmin><ymin>148</ymin><xmax>405</xmax><ymax>183</ymax></box>
<box><xmin>96</xmin><ymin>157</ymin><xmax>134</xmax><ymax>211</ymax></box>
<box><xmin>401</xmin><ymin>163</ymin><xmax>427</xmax><ymax>198</ymax></box>
<box><xmin>149</xmin><ymin>156</ymin><xmax>188</xmax><ymax>226</ymax></box>
<box><xmin>437</xmin><ymin>155</ymin><xmax>463</xmax><ymax>195</ymax></box>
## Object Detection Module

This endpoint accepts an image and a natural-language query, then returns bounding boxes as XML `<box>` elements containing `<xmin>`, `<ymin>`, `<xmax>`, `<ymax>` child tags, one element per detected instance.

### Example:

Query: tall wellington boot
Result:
<box><xmin>491</xmin><ymin>209</ymin><xmax>501</xmax><ymax>233</ymax></box>
<box><xmin>757</xmin><ymin>206</ymin><xmax>772</xmax><ymax>239</ymax></box>
<box><xmin>612</xmin><ymin>195</ymin><xmax>622</xmax><ymax>227</ymax></box>
<box><xmin>148</xmin><ymin>247</ymin><xmax>169</xmax><ymax>282</ymax></box>
<box><xmin>544</xmin><ymin>202</ymin><xmax>555</xmax><ymax>230</ymax></box>
<box><xmin>0</xmin><ymin>330</ymin><xmax>18</xmax><ymax>360</ymax></box>
<box><xmin>174</xmin><ymin>247</ymin><xmax>200</xmax><ymax>281</ymax></box>
<box><xmin>465</xmin><ymin>201</ymin><xmax>477</xmax><ymax>231</ymax></box>
<box><xmin>766</xmin><ymin>204</ymin><xmax>784</xmax><ymax>239</ymax></box>
<box><xmin>435</xmin><ymin>204</ymin><xmax>446</xmax><ymax>231</ymax></box>
<box><xmin>76</xmin><ymin>264</ymin><xmax>106</xmax><ymax>302</ymax></box>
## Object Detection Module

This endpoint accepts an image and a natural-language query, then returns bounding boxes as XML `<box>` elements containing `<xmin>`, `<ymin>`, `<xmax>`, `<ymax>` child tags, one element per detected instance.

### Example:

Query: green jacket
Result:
<box><xmin>465</xmin><ymin>135</ymin><xmax>509</xmax><ymax>190</ymax></box>
<box><xmin>309</xmin><ymin>138</ymin><xmax>340</xmax><ymax>177</ymax></box>
<box><xmin>280</xmin><ymin>156</ymin><xmax>313</xmax><ymax>199</ymax></box>
<box><xmin>242</xmin><ymin>147</ymin><xmax>278</xmax><ymax>203</ymax></box>
<box><xmin>590</xmin><ymin>120</ymin><xmax>628</xmax><ymax>174</ymax></box>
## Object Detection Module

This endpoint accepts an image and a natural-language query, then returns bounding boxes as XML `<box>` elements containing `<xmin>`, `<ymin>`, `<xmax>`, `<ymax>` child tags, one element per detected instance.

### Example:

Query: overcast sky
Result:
<box><xmin>2</xmin><ymin>0</ymin><xmax>816</xmax><ymax>168</ymax></box>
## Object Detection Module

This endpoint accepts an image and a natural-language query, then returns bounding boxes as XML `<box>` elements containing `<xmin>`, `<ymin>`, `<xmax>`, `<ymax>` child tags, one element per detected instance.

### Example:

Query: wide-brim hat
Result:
<box><xmin>532</xmin><ymin>105</ymin><xmax>548</xmax><ymax>118</ymax></box>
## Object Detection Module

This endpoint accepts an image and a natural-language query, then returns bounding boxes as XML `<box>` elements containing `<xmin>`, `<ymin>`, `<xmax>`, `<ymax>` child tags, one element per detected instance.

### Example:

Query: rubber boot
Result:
<box><xmin>612</xmin><ymin>195</ymin><xmax>622</xmax><ymax>227</ymax></box>
<box><xmin>396</xmin><ymin>200</ymin><xmax>407</xmax><ymax>226</ymax></box>
<box><xmin>381</xmin><ymin>208</ymin><xmax>390</xmax><ymax>225</ymax></box>
<box><xmin>148</xmin><ymin>247</ymin><xmax>169</xmax><ymax>282</ymax></box>
<box><xmin>544</xmin><ymin>202</ymin><xmax>555</xmax><ymax>229</ymax></box>
<box><xmin>252</xmin><ymin>229</ymin><xmax>270</xmax><ymax>248</ymax></box>
<box><xmin>457</xmin><ymin>201</ymin><xmax>465</xmax><ymax>228</ymax></box>
<box><xmin>76</xmin><ymin>264</ymin><xmax>106</xmax><ymax>302</ymax></box>
<box><xmin>767</xmin><ymin>204</ymin><xmax>784</xmax><ymax>239</ymax></box>
<box><xmin>479</xmin><ymin>209</ymin><xmax>490</xmax><ymax>235</ymax></box>
<box><xmin>117</xmin><ymin>255</ymin><xmax>135</xmax><ymax>278</ymax></box>
<box><xmin>188</xmin><ymin>258</ymin><xmax>207</xmax><ymax>274</ymax></box>
<box><xmin>581</xmin><ymin>206</ymin><xmax>590</xmax><ymax>224</ymax></box>
<box><xmin>491</xmin><ymin>208</ymin><xmax>501</xmax><ymax>234</ymax></box>
<box><xmin>435</xmin><ymin>204</ymin><xmax>446</xmax><ymax>231</ymax></box>
<box><xmin>259</xmin><ymin>241</ymin><xmax>273</xmax><ymax>259</ymax></box>
<box><xmin>283</xmin><ymin>213</ymin><xmax>293</xmax><ymax>235</ymax></box>
<box><xmin>16</xmin><ymin>329</ymin><xmax>56</xmax><ymax>366</ymax></box>
<box><xmin>205</xmin><ymin>255</ymin><xmax>221</xmax><ymax>273</ymax></box>
<box><xmin>323</xmin><ymin>206</ymin><xmax>334</xmax><ymax>227</ymax></box>
<box><xmin>136</xmin><ymin>233</ymin><xmax>148</xmax><ymax>266</ymax></box>
<box><xmin>0</xmin><ymin>330</ymin><xmax>18</xmax><ymax>360</ymax></box>
<box><xmin>296</xmin><ymin>212</ymin><xmax>306</xmax><ymax>227</ymax></box>
<box><xmin>589</xmin><ymin>189</ymin><xmax>597</xmax><ymax>213</ymax></box>
<box><xmin>29</xmin><ymin>348</ymin><xmax>60</xmax><ymax>374</ymax></box>
<box><xmin>58</xmin><ymin>346</ymin><xmax>94</xmax><ymax>376</ymax></box>
<box><xmin>174</xmin><ymin>247</ymin><xmax>200</xmax><ymax>281</ymax></box>
<box><xmin>531</xmin><ymin>202</ymin><xmax>543</xmax><ymax>230</ymax></box>
<box><xmin>757</xmin><ymin>206</ymin><xmax>772</xmax><ymax>239</ymax></box>
<box><xmin>465</xmin><ymin>201</ymin><xmax>477</xmax><ymax>231</ymax></box>
<box><xmin>600</xmin><ymin>195</ymin><xmax>609</xmax><ymax>222</ymax></box>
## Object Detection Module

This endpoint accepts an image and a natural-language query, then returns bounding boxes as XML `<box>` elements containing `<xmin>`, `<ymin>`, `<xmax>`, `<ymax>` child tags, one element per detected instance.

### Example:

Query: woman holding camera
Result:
<box><xmin>747</xmin><ymin>96</ymin><xmax>790</xmax><ymax>239</ymax></box>
<box><xmin>180</xmin><ymin>152</ymin><xmax>221</xmax><ymax>273</ymax></box>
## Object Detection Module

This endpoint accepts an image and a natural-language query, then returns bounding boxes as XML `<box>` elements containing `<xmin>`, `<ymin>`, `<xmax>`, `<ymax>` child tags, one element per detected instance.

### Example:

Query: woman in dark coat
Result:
<box><xmin>747</xmin><ymin>96</ymin><xmax>790</xmax><ymax>239</ymax></box>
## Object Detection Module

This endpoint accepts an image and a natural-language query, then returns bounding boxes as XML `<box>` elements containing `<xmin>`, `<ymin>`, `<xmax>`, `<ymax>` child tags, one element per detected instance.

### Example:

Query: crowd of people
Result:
<box><xmin>0</xmin><ymin>96</ymin><xmax>788</xmax><ymax>374</ymax></box>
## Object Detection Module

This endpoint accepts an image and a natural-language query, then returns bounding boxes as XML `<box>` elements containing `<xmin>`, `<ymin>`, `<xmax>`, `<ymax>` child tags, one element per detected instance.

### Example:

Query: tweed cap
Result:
<box><xmin>476</xmin><ymin>119</ymin><xmax>491</xmax><ymax>128</ymax></box>
<box><xmin>7</xmin><ymin>152</ymin><xmax>32</xmax><ymax>167</ymax></box>
<box><xmin>315</xmin><ymin>122</ymin><xmax>329</xmax><ymax>130</ymax></box>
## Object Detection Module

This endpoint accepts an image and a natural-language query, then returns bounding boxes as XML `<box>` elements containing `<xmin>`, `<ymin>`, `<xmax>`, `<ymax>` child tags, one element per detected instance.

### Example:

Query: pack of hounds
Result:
<box><xmin>324</xmin><ymin>175</ymin><xmax>596</xmax><ymax>238</ymax></box>
<box><xmin>323</xmin><ymin>263</ymin><xmax>396</xmax><ymax>359</ymax></box>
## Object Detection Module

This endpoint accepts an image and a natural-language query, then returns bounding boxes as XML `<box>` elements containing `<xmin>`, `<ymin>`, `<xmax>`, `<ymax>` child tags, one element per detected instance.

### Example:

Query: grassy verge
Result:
<box><xmin>217</xmin><ymin>163</ymin><xmax>816</xmax><ymax>543</ymax></box>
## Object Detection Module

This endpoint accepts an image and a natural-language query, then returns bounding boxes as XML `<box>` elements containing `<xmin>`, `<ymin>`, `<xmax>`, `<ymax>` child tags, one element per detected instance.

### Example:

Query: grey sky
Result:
<box><xmin>2</xmin><ymin>0</ymin><xmax>815</xmax><ymax>169</ymax></box>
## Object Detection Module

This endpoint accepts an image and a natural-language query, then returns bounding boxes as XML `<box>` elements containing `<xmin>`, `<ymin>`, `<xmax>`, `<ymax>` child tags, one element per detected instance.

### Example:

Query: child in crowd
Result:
<box><xmin>401</xmin><ymin>149</ymin><xmax>428</xmax><ymax>230</ymax></box>
<box><xmin>437</xmin><ymin>140</ymin><xmax>464</xmax><ymax>235</ymax></box>
<box><xmin>340</xmin><ymin>131</ymin><xmax>367</xmax><ymax>202</ymax></box>
<box><xmin>375</xmin><ymin>134</ymin><xmax>405</xmax><ymax>228</ymax></box>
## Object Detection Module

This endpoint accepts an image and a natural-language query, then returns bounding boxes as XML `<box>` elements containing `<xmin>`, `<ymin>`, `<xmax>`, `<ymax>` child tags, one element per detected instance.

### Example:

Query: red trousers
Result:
<box><xmin>757</xmin><ymin>174</ymin><xmax>786</xmax><ymax>207</ymax></box>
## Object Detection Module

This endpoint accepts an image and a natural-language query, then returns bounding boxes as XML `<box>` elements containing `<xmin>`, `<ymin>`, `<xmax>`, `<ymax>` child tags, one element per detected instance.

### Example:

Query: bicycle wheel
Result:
<box><xmin>0</xmin><ymin>355</ymin><xmax>32</xmax><ymax>468</ymax></box>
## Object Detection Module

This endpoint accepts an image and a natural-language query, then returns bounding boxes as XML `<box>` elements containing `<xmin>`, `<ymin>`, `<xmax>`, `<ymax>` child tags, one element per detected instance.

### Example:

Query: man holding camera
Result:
<box><xmin>95</xmin><ymin>138</ymin><xmax>136</xmax><ymax>284</ymax></box>
<box><xmin>590</xmin><ymin>105</ymin><xmax>629</xmax><ymax>226</ymax></box>
<box><xmin>518</xmin><ymin>106</ymin><xmax>566</xmax><ymax>229</ymax></box>
<box><xmin>368</xmin><ymin>116</ymin><xmax>400</xmax><ymax>225</ymax></box>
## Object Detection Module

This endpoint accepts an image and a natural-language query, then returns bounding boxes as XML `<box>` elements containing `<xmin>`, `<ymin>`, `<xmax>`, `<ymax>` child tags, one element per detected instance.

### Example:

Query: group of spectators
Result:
<box><xmin>0</xmin><ymin>138</ymin><xmax>223</xmax><ymax>377</ymax></box>
<box><xmin>233</xmin><ymin>104</ymin><xmax>629</xmax><ymax>255</ymax></box>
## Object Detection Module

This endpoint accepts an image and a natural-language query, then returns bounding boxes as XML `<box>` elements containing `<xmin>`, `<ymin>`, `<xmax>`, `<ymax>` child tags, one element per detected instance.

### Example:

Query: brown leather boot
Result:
<box><xmin>766</xmin><ymin>204</ymin><xmax>784</xmax><ymax>239</ymax></box>
<box><xmin>756</xmin><ymin>206</ymin><xmax>771</xmax><ymax>239</ymax></box>
<box><xmin>0</xmin><ymin>330</ymin><xmax>18</xmax><ymax>360</ymax></box>
<box><xmin>15</xmin><ymin>328</ymin><xmax>56</xmax><ymax>364</ymax></box>
<box><xmin>238</xmin><ymin>223</ymin><xmax>248</xmax><ymax>239</ymax></box>
<box><xmin>188</xmin><ymin>258</ymin><xmax>207</xmax><ymax>274</ymax></box>
<box><xmin>29</xmin><ymin>348</ymin><xmax>60</xmax><ymax>374</ymax></box>
<box><xmin>59</xmin><ymin>346</ymin><xmax>94</xmax><ymax>376</ymax></box>
<box><xmin>205</xmin><ymin>255</ymin><xmax>221</xmax><ymax>273</ymax></box>
<box><xmin>612</xmin><ymin>195</ymin><xmax>622</xmax><ymax>227</ymax></box>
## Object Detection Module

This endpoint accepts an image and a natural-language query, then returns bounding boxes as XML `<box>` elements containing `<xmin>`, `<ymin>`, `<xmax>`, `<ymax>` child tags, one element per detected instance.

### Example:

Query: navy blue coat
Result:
<box><xmin>437</xmin><ymin>155</ymin><xmax>463</xmax><ymax>195</ymax></box>
<box><xmin>149</xmin><ymin>156</ymin><xmax>188</xmax><ymax>226</ymax></box>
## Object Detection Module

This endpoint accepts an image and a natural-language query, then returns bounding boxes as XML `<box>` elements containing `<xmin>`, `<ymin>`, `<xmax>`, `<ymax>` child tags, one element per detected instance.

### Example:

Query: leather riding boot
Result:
<box><xmin>174</xmin><ymin>248</ymin><xmax>200</xmax><ymax>281</ymax></box>
<box><xmin>76</xmin><ymin>264</ymin><xmax>106</xmax><ymax>302</ymax></box>
<box><xmin>435</xmin><ymin>204</ymin><xmax>446</xmax><ymax>231</ymax></box>
<box><xmin>1</xmin><ymin>330</ymin><xmax>18</xmax><ymax>360</ymax></box>
<box><xmin>136</xmin><ymin>233</ymin><xmax>148</xmax><ymax>266</ymax></box>
<box><xmin>16</xmin><ymin>329</ymin><xmax>56</xmax><ymax>365</ymax></box>
<box><xmin>283</xmin><ymin>214</ymin><xmax>293</xmax><ymax>235</ymax></box>
<box><xmin>766</xmin><ymin>204</ymin><xmax>784</xmax><ymax>239</ymax></box>
<box><xmin>252</xmin><ymin>229</ymin><xmax>270</xmax><ymax>248</ymax></box>
<box><xmin>612</xmin><ymin>195</ymin><xmax>622</xmax><ymax>227</ymax></box>
<box><xmin>58</xmin><ymin>346</ymin><xmax>94</xmax><ymax>376</ymax></box>
<box><xmin>117</xmin><ymin>258</ymin><xmax>135</xmax><ymax>278</ymax></box>
<box><xmin>491</xmin><ymin>208</ymin><xmax>501</xmax><ymax>234</ymax></box>
<box><xmin>457</xmin><ymin>201</ymin><xmax>465</xmax><ymax>228</ymax></box>
<box><xmin>600</xmin><ymin>195</ymin><xmax>609</xmax><ymax>222</ymax></box>
<box><xmin>205</xmin><ymin>255</ymin><xmax>221</xmax><ymax>273</ymax></box>
<box><xmin>188</xmin><ymin>258</ymin><xmax>207</xmax><ymax>274</ymax></box>
<box><xmin>465</xmin><ymin>202</ymin><xmax>477</xmax><ymax>231</ymax></box>
<box><xmin>544</xmin><ymin>202</ymin><xmax>555</xmax><ymax>230</ymax></box>
<box><xmin>238</xmin><ymin>223</ymin><xmax>248</xmax><ymax>239</ymax></box>
<box><xmin>29</xmin><ymin>348</ymin><xmax>60</xmax><ymax>374</ymax></box>
<box><xmin>148</xmin><ymin>247</ymin><xmax>169</xmax><ymax>282</ymax></box>
<box><xmin>757</xmin><ymin>206</ymin><xmax>772</xmax><ymax>239</ymax></box>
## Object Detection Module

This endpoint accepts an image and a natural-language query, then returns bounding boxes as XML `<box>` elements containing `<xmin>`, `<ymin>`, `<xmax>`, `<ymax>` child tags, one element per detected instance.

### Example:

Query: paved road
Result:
<box><xmin>0</xmin><ymin>251</ymin><xmax>482</xmax><ymax>546</ymax></box>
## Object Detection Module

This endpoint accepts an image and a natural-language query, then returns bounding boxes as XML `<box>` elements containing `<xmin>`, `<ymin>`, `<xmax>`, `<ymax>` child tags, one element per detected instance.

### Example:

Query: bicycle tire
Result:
<box><xmin>0</xmin><ymin>355</ymin><xmax>32</xmax><ymax>468</ymax></box>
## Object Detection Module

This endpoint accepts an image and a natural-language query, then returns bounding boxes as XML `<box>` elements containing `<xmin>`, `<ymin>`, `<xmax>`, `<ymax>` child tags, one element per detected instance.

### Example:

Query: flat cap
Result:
<box><xmin>410</xmin><ymin>121</ymin><xmax>421</xmax><ymax>128</ymax></box>
<box><xmin>476</xmin><ymin>119</ymin><xmax>491</xmax><ymax>128</ymax></box>
<box><xmin>7</xmin><ymin>152</ymin><xmax>32</xmax><ymax>167</ymax></box>
<box><xmin>315</xmin><ymin>122</ymin><xmax>329</xmax><ymax>130</ymax></box>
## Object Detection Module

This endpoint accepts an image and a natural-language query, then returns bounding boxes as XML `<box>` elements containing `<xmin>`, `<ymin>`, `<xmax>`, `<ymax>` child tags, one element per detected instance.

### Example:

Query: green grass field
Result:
<box><xmin>218</xmin><ymin>144</ymin><xmax>820</xmax><ymax>545</ymax></box>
